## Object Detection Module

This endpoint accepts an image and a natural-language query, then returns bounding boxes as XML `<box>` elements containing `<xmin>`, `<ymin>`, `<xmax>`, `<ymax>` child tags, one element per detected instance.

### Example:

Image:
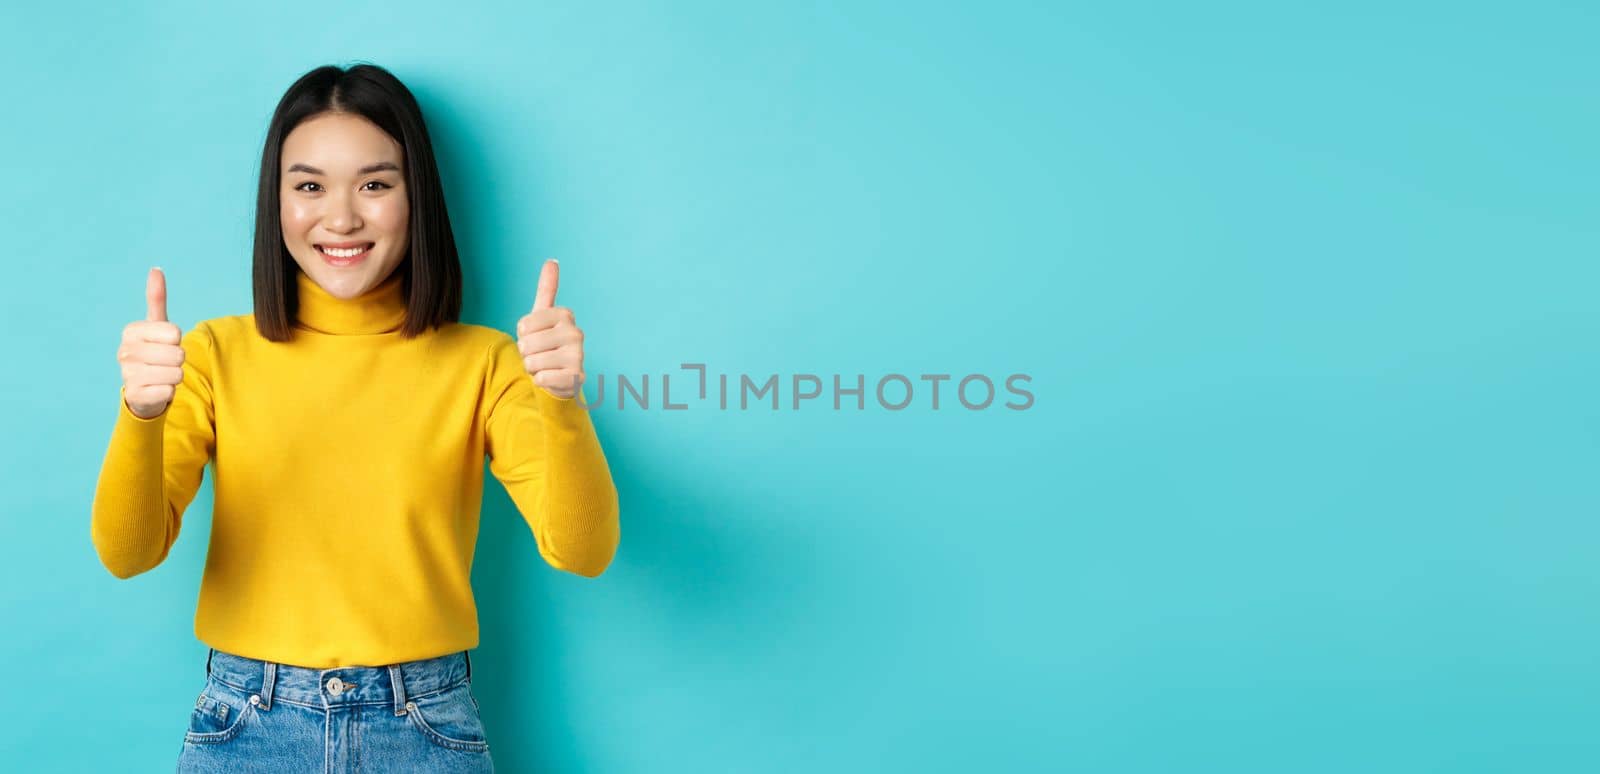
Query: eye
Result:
<box><xmin>361</xmin><ymin>180</ymin><xmax>393</xmax><ymax>191</ymax></box>
<box><xmin>294</xmin><ymin>181</ymin><xmax>322</xmax><ymax>193</ymax></box>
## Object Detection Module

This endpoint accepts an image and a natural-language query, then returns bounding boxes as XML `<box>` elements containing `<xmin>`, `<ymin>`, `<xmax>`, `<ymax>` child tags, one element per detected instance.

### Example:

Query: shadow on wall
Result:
<box><xmin>469</xmin><ymin>421</ymin><xmax>832</xmax><ymax>771</ymax></box>
<box><xmin>419</xmin><ymin>78</ymin><xmax>828</xmax><ymax>772</ymax></box>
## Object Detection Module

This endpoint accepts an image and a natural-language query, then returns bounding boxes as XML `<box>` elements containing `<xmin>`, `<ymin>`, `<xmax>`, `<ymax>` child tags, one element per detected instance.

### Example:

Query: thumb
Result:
<box><xmin>146</xmin><ymin>266</ymin><xmax>168</xmax><ymax>323</ymax></box>
<box><xmin>532</xmin><ymin>258</ymin><xmax>559</xmax><ymax>311</ymax></box>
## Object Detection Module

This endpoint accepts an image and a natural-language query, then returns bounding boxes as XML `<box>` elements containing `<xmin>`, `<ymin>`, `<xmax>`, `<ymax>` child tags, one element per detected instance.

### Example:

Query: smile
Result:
<box><xmin>316</xmin><ymin>243</ymin><xmax>373</xmax><ymax>265</ymax></box>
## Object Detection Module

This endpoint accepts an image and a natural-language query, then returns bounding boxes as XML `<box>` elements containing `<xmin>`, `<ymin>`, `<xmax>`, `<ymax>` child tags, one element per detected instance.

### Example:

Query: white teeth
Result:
<box><xmin>320</xmin><ymin>245</ymin><xmax>370</xmax><ymax>258</ymax></box>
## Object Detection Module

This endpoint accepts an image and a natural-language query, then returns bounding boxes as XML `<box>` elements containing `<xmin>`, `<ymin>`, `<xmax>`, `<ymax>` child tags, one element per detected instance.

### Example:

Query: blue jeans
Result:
<box><xmin>176</xmin><ymin>647</ymin><xmax>495</xmax><ymax>773</ymax></box>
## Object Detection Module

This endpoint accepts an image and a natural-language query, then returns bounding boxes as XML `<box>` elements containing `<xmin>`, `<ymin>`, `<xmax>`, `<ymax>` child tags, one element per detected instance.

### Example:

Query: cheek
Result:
<box><xmin>280</xmin><ymin>199</ymin><xmax>318</xmax><ymax>239</ymax></box>
<box><xmin>369</xmin><ymin>196</ymin><xmax>409</xmax><ymax>240</ymax></box>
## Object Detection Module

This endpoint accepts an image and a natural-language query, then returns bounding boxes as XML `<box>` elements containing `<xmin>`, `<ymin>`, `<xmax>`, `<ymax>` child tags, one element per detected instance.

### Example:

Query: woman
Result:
<box><xmin>91</xmin><ymin>63</ymin><xmax>621</xmax><ymax>772</ymax></box>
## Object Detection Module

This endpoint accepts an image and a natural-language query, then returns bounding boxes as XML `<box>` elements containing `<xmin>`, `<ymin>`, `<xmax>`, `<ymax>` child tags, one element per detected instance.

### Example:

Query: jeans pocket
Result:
<box><xmin>405</xmin><ymin>683</ymin><xmax>490</xmax><ymax>753</ymax></box>
<box><xmin>184</xmin><ymin>679</ymin><xmax>256</xmax><ymax>745</ymax></box>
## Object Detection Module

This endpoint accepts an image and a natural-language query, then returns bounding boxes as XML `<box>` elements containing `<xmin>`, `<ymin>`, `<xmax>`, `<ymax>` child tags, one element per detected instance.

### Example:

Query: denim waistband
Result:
<box><xmin>205</xmin><ymin>647</ymin><xmax>473</xmax><ymax>715</ymax></box>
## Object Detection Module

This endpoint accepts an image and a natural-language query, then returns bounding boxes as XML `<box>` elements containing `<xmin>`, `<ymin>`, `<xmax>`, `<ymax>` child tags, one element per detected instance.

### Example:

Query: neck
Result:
<box><xmin>294</xmin><ymin>267</ymin><xmax>408</xmax><ymax>335</ymax></box>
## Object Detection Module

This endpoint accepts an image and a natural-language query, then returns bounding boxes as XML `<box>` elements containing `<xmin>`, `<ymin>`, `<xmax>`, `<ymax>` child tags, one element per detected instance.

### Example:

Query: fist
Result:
<box><xmin>515</xmin><ymin>258</ymin><xmax>585</xmax><ymax>399</ymax></box>
<box><xmin>119</xmin><ymin>267</ymin><xmax>186</xmax><ymax>419</ymax></box>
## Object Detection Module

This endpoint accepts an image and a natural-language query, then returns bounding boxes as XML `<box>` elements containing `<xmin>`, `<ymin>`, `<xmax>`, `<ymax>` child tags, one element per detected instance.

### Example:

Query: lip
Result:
<box><xmin>316</xmin><ymin>242</ymin><xmax>373</xmax><ymax>266</ymax></box>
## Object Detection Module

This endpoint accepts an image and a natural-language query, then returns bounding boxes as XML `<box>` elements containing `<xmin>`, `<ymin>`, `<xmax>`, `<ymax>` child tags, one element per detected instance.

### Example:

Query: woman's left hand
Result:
<box><xmin>516</xmin><ymin>258</ymin><xmax>585</xmax><ymax>399</ymax></box>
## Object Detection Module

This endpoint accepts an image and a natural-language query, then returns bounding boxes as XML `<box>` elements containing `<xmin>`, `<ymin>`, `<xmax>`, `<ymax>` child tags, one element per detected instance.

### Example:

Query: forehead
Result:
<box><xmin>281</xmin><ymin>112</ymin><xmax>402</xmax><ymax>170</ymax></box>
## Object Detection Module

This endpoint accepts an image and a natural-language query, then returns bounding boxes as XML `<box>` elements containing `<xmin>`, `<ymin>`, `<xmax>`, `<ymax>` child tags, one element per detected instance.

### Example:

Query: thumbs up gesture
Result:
<box><xmin>118</xmin><ymin>267</ymin><xmax>187</xmax><ymax>419</ymax></box>
<box><xmin>515</xmin><ymin>259</ymin><xmax>586</xmax><ymax>399</ymax></box>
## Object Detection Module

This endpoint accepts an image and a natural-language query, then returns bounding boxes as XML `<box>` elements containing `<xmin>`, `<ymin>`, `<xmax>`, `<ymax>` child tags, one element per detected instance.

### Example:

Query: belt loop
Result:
<box><xmin>389</xmin><ymin>664</ymin><xmax>409</xmax><ymax>716</ymax></box>
<box><xmin>464</xmin><ymin>650</ymin><xmax>472</xmax><ymax>683</ymax></box>
<box><xmin>206</xmin><ymin>647</ymin><xmax>214</xmax><ymax>677</ymax></box>
<box><xmin>259</xmin><ymin>660</ymin><xmax>277</xmax><ymax>711</ymax></box>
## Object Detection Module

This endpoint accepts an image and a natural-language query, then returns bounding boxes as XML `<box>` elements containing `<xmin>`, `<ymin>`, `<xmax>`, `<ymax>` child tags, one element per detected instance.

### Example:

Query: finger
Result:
<box><xmin>518</xmin><ymin>330</ymin><xmax>560</xmax><ymax>356</ymax></box>
<box><xmin>147</xmin><ymin>267</ymin><xmax>168</xmax><ymax>323</ymax></box>
<box><xmin>521</xmin><ymin>350</ymin><xmax>572</xmax><ymax>374</ymax></box>
<box><xmin>516</xmin><ymin>312</ymin><xmax>551</xmax><ymax>337</ymax></box>
<box><xmin>520</xmin><ymin>326</ymin><xmax>583</xmax><ymax>355</ymax></box>
<box><xmin>121</xmin><ymin>341</ymin><xmax>186</xmax><ymax>367</ymax></box>
<box><xmin>130</xmin><ymin>321</ymin><xmax>182</xmax><ymax>345</ymax></box>
<box><xmin>532</xmin><ymin>258</ymin><xmax>559</xmax><ymax>311</ymax></box>
<box><xmin>133</xmin><ymin>364</ymin><xmax>185</xmax><ymax>386</ymax></box>
<box><xmin>517</xmin><ymin>307</ymin><xmax>575</xmax><ymax>337</ymax></box>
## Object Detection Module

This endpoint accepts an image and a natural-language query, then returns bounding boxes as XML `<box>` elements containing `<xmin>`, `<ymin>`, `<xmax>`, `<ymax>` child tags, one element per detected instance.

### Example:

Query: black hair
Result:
<box><xmin>252</xmin><ymin>63</ymin><xmax>462</xmax><ymax>340</ymax></box>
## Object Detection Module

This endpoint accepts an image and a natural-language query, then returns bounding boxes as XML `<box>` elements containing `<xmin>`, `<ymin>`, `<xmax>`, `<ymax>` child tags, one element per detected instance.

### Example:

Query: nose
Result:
<box><xmin>323</xmin><ymin>189</ymin><xmax>363</xmax><ymax>234</ymax></box>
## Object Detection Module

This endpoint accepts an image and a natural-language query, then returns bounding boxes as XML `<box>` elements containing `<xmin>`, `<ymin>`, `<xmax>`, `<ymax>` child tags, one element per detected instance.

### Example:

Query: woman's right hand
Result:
<box><xmin>119</xmin><ymin>267</ymin><xmax>186</xmax><ymax>420</ymax></box>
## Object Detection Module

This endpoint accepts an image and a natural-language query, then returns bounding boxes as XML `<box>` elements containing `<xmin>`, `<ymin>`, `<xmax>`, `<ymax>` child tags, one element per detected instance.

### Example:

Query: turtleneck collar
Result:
<box><xmin>294</xmin><ymin>267</ymin><xmax>408</xmax><ymax>335</ymax></box>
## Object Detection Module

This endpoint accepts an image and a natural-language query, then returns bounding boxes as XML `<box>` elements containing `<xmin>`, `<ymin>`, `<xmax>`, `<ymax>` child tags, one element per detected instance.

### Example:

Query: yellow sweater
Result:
<box><xmin>91</xmin><ymin>267</ymin><xmax>620</xmax><ymax>668</ymax></box>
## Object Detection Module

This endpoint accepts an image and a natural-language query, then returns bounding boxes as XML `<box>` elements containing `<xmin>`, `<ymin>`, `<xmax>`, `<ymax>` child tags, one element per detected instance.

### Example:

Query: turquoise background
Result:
<box><xmin>2</xmin><ymin>1</ymin><xmax>1596</xmax><ymax>771</ymax></box>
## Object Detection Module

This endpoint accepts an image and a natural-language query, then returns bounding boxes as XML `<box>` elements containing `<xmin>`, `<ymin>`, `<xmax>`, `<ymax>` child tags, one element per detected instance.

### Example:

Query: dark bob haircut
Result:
<box><xmin>252</xmin><ymin>63</ymin><xmax>462</xmax><ymax>341</ymax></box>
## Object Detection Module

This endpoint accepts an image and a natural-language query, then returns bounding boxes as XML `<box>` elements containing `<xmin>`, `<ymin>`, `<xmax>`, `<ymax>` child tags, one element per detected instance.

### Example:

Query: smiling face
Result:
<box><xmin>280</xmin><ymin>111</ymin><xmax>410</xmax><ymax>299</ymax></box>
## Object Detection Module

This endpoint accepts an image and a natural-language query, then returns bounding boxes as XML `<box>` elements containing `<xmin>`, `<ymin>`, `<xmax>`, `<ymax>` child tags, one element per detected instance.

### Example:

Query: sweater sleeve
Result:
<box><xmin>483</xmin><ymin>333</ymin><xmax>620</xmax><ymax>578</ymax></box>
<box><xmin>90</xmin><ymin>321</ymin><xmax>218</xmax><ymax>579</ymax></box>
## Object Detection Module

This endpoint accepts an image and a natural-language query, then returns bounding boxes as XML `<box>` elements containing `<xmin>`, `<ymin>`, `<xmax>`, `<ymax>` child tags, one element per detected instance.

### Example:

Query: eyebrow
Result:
<box><xmin>285</xmin><ymin>161</ymin><xmax>401</xmax><ymax>175</ymax></box>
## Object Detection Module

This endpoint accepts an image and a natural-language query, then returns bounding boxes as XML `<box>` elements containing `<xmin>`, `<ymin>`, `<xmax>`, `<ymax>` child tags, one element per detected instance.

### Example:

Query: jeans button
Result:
<box><xmin>326</xmin><ymin>677</ymin><xmax>344</xmax><ymax>695</ymax></box>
